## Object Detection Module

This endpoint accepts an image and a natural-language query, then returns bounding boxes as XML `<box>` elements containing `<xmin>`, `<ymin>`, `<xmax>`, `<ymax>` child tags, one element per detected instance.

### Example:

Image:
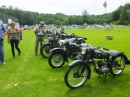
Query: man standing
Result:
<box><xmin>60</xmin><ymin>25</ymin><xmax>65</xmax><ymax>34</ymax></box>
<box><xmin>34</xmin><ymin>21</ymin><xmax>45</xmax><ymax>56</ymax></box>
<box><xmin>0</xmin><ymin>22</ymin><xmax>6</xmax><ymax>65</ymax></box>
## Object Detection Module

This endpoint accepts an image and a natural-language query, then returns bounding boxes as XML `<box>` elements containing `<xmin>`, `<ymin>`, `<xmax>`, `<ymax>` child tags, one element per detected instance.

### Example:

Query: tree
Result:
<box><xmin>120</xmin><ymin>8</ymin><xmax>128</xmax><ymax>24</ymax></box>
<box><xmin>103</xmin><ymin>1</ymin><xmax>107</xmax><ymax>14</ymax></box>
<box><xmin>1</xmin><ymin>5</ymin><xmax>6</xmax><ymax>9</ymax></box>
<box><xmin>36</xmin><ymin>14</ymin><xmax>44</xmax><ymax>23</ymax></box>
<box><xmin>111</xmin><ymin>10</ymin><xmax>120</xmax><ymax>21</ymax></box>
<box><xmin>82</xmin><ymin>10</ymin><xmax>89</xmax><ymax>24</ymax></box>
<box><xmin>55</xmin><ymin>20</ymin><xmax>61</xmax><ymax>25</ymax></box>
<box><xmin>22</xmin><ymin>11</ymin><xmax>34</xmax><ymax>25</ymax></box>
<box><xmin>62</xmin><ymin>17</ymin><xmax>69</xmax><ymax>25</ymax></box>
<box><xmin>0</xmin><ymin>3</ymin><xmax>130</xmax><ymax>25</ymax></box>
<box><xmin>126</xmin><ymin>9</ymin><xmax>130</xmax><ymax>23</ymax></box>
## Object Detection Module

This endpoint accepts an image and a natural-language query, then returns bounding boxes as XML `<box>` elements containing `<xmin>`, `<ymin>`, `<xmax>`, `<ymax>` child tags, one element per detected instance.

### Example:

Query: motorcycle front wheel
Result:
<box><xmin>48</xmin><ymin>53</ymin><xmax>65</xmax><ymax>68</ymax></box>
<box><xmin>64</xmin><ymin>63</ymin><xmax>89</xmax><ymax>89</ymax></box>
<box><xmin>40</xmin><ymin>44</ymin><xmax>51</xmax><ymax>58</ymax></box>
<box><xmin>111</xmin><ymin>55</ymin><xmax>126</xmax><ymax>76</ymax></box>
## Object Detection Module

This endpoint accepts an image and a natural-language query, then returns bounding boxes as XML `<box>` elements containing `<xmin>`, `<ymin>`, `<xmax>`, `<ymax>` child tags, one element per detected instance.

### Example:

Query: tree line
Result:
<box><xmin>0</xmin><ymin>3</ymin><xmax>130</xmax><ymax>26</ymax></box>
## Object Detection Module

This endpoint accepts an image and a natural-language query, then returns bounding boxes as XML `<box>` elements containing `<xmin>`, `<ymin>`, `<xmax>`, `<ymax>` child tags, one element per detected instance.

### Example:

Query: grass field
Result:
<box><xmin>0</xmin><ymin>27</ymin><xmax>130</xmax><ymax>97</ymax></box>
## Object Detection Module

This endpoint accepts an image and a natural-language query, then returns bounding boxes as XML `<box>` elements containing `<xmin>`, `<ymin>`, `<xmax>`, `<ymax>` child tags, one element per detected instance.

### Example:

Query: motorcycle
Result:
<box><xmin>40</xmin><ymin>31</ymin><xmax>77</xmax><ymax>58</ymax></box>
<box><xmin>40</xmin><ymin>30</ymin><xmax>60</xmax><ymax>58</ymax></box>
<box><xmin>64</xmin><ymin>35</ymin><xmax>130</xmax><ymax>89</ymax></box>
<box><xmin>48</xmin><ymin>37</ymin><xmax>87</xmax><ymax>68</ymax></box>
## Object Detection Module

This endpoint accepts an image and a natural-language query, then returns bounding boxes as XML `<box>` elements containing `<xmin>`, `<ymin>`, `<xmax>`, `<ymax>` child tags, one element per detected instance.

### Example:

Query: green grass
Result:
<box><xmin>0</xmin><ymin>27</ymin><xmax>130</xmax><ymax>97</ymax></box>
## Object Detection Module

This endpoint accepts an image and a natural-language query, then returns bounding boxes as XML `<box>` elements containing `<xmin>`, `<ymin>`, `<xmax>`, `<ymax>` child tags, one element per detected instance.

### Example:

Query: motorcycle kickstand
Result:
<box><xmin>103</xmin><ymin>73</ymin><xmax>108</xmax><ymax>82</ymax></box>
<box><xmin>98</xmin><ymin>73</ymin><xmax>105</xmax><ymax>78</ymax></box>
<box><xmin>98</xmin><ymin>73</ymin><xmax>108</xmax><ymax>81</ymax></box>
<box><xmin>98</xmin><ymin>74</ymin><xmax>101</xmax><ymax>78</ymax></box>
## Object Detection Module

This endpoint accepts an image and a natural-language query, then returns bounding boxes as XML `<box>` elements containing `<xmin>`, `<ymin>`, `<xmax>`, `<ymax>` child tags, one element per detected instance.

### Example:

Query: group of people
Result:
<box><xmin>0</xmin><ymin>21</ymin><xmax>22</xmax><ymax>65</ymax></box>
<box><xmin>0</xmin><ymin>21</ymin><xmax>45</xmax><ymax>65</ymax></box>
<box><xmin>0</xmin><ymin>20</ymin><xmax>64</xmax><ymax>65</ymax></box>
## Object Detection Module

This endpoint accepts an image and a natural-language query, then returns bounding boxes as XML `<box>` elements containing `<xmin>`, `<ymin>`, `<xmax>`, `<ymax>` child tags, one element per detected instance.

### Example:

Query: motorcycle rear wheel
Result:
<box><xmin>48</xmin><ymin>53</ymin><xmax>65</xmax><ymax>68</ymax></box>
<box><xmin>111</xmin><ymin>55</ymin><xmax>126</xmax><ymax>76</ymax></box>
<box><xmin>64</xmin><ymin>63</ymin><xmax>89</xmax><ymax>89</ymax></box>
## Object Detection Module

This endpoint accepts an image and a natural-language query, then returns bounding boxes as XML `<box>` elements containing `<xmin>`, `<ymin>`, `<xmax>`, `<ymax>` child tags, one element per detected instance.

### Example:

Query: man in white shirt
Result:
<box><xmin>34</xmin><ymin>21</ymin><xmax>45</xmax><ymax>56</ymax></box>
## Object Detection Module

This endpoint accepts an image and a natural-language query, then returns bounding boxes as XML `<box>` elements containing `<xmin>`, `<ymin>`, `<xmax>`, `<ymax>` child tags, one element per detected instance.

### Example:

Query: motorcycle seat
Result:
<box><xmin>106</xmin><ymin>50</ymin><xmax>123</xmax><ymax>56</ymax></box>
<box><xmin>80</xmin><ymin>43</ymin><xmax>88</xmax><ymax>47</ymax></box>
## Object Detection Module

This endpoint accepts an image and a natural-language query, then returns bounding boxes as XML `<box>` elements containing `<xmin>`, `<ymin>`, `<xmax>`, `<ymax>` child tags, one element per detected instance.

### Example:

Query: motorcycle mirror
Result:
<box><xmin>106</xmin><ymin>35</ymin><xmax>113</xmax><ymax>40</ymax></box>
<box><xmin>98</xmin><ymin>35</ymin><xmax>113</xmax><ymax>47</ymax></box>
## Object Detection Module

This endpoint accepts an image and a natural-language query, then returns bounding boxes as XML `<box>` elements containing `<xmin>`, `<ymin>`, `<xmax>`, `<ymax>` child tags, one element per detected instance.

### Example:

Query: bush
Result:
<box><xmin>114</xmin><ymin>20</ymin><xmax>129</xmax><ymax>25</ymax></box>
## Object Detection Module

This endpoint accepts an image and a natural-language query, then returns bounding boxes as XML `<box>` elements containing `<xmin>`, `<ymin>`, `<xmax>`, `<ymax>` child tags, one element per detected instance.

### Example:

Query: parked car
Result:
<box><xmin>24</xmin><ymin>25</ymin><xmax>29</xmax><ymax>30</ymax></box>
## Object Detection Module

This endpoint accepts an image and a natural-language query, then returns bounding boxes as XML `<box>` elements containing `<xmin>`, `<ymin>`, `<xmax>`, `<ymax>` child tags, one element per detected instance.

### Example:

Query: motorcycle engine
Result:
<box><xmin>73</xmin><ymin>53</ymin><xmax>83</xmax><ymax>60</ymax></box>
<box><xmin>94</xmin><ymin>61</ymin><xmax>110</xmax><ymax>74</ymax></box>
<box><xmin>70</xmin><ymin>52</ymin><xmax>83</xmax><ymax>60</ymax></box>
<box><xmin>69</xmin><ymin>43</ymin><xmax>80</xmax><ymax>50</ymax></box>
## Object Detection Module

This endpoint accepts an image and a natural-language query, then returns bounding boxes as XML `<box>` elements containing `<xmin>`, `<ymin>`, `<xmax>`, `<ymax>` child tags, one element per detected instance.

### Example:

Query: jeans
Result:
<box><xmin>20</xmin><ymin>32</ymin><xmax>22</xmax><ymax>40</ymax></box>
<box><xmin>0</xmin><ymin>39</ymin><xmax>4</xmax><ymax>62</ymax></box>
<box><xmin>10</xmin><ymin>40</ymin><xmax>21</xmax><ymax>57</ymax></box>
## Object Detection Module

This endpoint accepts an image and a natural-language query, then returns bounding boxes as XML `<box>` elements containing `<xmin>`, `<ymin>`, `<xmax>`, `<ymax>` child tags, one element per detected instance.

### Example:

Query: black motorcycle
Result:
<box><xmin>40</xmin><ymin>31</ymin><xmax>60</xmax><ymax>58</ymax></box>
<box><xmin>40</xmin><ymin>31</ymin><xmax>76</xmax><ymax>58</ymax></box>
<box><xmin>48</xmin><ymin>37</ymin><xmax>87</xmax><ymax>68</ymax></box>
<box><xmin>64</xmin><ymin>35</ymin><xmax>130</xmax><ymax>89</ymax></box>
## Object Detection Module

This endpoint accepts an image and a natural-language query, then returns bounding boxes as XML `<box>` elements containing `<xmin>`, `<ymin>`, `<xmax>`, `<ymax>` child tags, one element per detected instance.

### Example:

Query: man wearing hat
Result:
<box><xmin>34</xmin><ymin>21</ymin><xmax>45</xmax><ymax>56</ymax></box>
<box><xmin>60</xmin><ymin>24</ymin><xmax>65</xmax><ymax>34</ymax></box>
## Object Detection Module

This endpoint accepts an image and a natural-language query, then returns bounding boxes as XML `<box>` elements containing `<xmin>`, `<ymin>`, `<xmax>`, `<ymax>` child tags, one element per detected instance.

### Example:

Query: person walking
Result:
<box><xmin>34</xmin><ymin>21</ymin><xmax>45</xmax><ymax>56</ymax></box>
<box><xmin>0</xmin><ymin>22</ymin><xmax>6</xmax><ymax>65</ymax></box>
<box><xmin>18</xmin><ymin>26</ymin><xmax>23</xmax><ymax>40</ymax></box>
<box><xmin>7</xmin><ymin>22</ymin><xmax>21</xmax><ymax>58</ymax></box>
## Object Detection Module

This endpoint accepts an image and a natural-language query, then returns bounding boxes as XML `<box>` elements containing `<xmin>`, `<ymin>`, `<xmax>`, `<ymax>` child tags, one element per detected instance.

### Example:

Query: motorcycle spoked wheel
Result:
<box><xmin>40</xmin><ymin>44</ymin><xmax>51</xmax><ymax>58</ymax></box>
<box><xmin>64</xmin><ymin>63</ymin><xmax>89</xmax><ymax>89</ymax></box>
<box><xmin>111</xmin><ymin>55</ymin><xmax>126</xmax><ymax>76</ymax></box>
<box><xmin>48</xmin><ymin>53</ymin><xmax>65</xmax><ymax>68</ymax></box>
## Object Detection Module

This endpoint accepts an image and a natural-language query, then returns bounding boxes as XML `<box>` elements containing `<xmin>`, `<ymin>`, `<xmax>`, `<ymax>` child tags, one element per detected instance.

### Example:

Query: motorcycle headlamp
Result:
<box><xmin>59</xmin><ymin>40</ymin><xmax>66</xmax><ymax>46</ymax></box>
<box><xmin>59</xmin><ymin>41</ymin><xmax>63</xmax><ymax>46</ymax></box>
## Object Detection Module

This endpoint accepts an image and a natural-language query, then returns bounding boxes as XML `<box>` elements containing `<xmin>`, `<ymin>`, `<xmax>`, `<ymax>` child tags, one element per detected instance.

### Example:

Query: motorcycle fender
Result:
<box><xmin>42</xmin><ymin>42</ymin><xmax>50</xmax><ymax>46</ymax></box>
<box><xmin>69</xmin><ymin>60</ymin><xmax>91</xmax><ymax>79</ymax></box>
<box><xmin>122</xmin><ymin>54</ymin><xmax>130</xmax><ymax>65</ymax></box>
<box><xmin>40</xmin><ymin>43</ymin><xmax>50</xmax><ymax>51</ymax></box>
<box><xmin>50</xmin><ymin>48</ymin><xmax>64</xmax><ymax>53</ymax></box>
<box><xmin>69</xmin><ymin>60</ymin><xmax>84</xmax><ymax>66</ymax></box>
<box><xmin>111</xmin><ymin>53</ymin><xmax>130</xmax><ymax>65</ymax></box>
<box><xmin>50</xmin><ymin>48</ymin><xmax>68</xmax><ymax>62</ymax></box>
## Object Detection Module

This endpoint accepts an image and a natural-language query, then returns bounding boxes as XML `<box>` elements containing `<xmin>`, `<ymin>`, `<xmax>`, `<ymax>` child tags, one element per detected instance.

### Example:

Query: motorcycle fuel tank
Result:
<box><xmin>69</xmin><ymin>43</ymin><xmax>80</xmax><ymax>50</ymax></box>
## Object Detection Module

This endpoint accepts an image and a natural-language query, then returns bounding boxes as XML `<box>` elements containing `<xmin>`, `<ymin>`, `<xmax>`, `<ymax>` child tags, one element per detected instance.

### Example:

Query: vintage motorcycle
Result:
<box><xmin>40</xmin><ymin>31</ymin><xmax>76</xmax><ymax>58</ymax></box>
<box><xmin>48</xmin><ymin>37</ymin><xmax>87</xmax><ymax>68</ymax></box>
<box><xmin>40</xmin><ymin>31</ymin><xmax>60</xmax><ymax>58</ymax></box>
<box><xmin>64</xmin><ymin>35</ymin><xmax>130</xmax><ymax>89</ymax></box>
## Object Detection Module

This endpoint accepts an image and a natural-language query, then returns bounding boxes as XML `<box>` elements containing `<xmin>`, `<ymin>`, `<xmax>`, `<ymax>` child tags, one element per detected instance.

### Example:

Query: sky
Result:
<box><xmin>0</xmin><ymin>0</ymin><xmax>130</xmax><ymax>15</ymax></box>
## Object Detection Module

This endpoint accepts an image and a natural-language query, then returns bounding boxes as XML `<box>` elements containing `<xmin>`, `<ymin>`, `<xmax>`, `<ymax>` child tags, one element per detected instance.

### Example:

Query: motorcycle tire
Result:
<box><xmin>40</xmin><ymin>44</ymin><xmax>51</xmax><ymax>58</ymax></box>
<box><xmin>64</xmin><ymin>63</ymin><xmax>89</xmax><ymax>89</ymax></box>
<box><xmin>111</xmin><ymin>55</ymin><xmax>126</xmax><ymax>76</ymax></box>
<box><xmin>48</xmin><ymin>53</ymin><xmax>65</xmax><ymax>68</ymax></box>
